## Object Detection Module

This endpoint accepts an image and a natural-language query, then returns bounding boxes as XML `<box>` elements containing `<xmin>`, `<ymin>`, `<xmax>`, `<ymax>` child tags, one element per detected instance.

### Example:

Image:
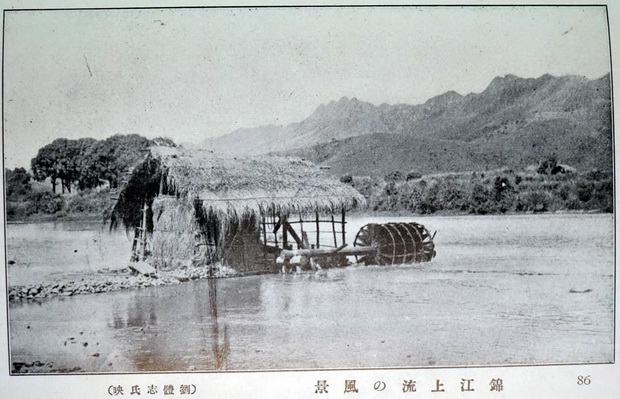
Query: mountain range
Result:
<box><xmin>202</xmin><ymin>73</ymin><xmax>612</xmax><ymax>176</ymax></box>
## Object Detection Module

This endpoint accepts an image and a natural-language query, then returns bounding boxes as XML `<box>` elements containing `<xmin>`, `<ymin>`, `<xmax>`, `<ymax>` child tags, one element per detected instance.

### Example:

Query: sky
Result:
<box><xmin>3</xmin><ymin>5</ymin><xmax>612</xmax><ymax>169</ymax></box>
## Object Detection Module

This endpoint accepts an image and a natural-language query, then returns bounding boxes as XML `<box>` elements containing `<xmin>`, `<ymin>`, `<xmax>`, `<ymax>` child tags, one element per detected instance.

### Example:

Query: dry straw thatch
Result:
<box><xmin>110</xmin><ymin>146</ymin><xmax>365</xmax><ymax>235</ymax></box>
<box><xmin>152</xmin><ymin>195</ymin><xmax>197</xmax><ymax>233</ymax></box>
<box><xmin>149</xmin><ymin>196</ymin><xmax>198</xmax><ymax>268</ymax></box>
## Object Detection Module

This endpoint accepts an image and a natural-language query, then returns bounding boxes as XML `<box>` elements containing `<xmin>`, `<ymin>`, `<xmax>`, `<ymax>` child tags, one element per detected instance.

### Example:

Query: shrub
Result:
<box><xmin>351</xmin><ymin>176</ymin><xmax>381</xmax><ymax>200</ymax></box>
<box><xmin>6</xmin><ymin>201</ymin><xmax>30</xmax><ymax>220</ymax></box>
<box><xmin>28</xmin><ymin>191</ymin><xmax>65</xmax><ymax>214</ymax></box>
<box><xmin>468</xmin><ymin>183</ymin><xmax>493</xmax><ymax>214</ymax></box>
<box><xmin>384</xmin><ymin>170</ymin><xmax>404</xmax><ymax>182</ymax></box>
<box><xmin>7</xmin><ymin>191</ymin><xmax>66</xmax><ymax>220</ymax></box>
<box><xmin>576</xmin><ymin>181</ymin><xmax>593</xmax><ymax>202</ymax></box>
<box><xmin>406</xmin><ymin>170</ymin><xmax>422</xmax><ymax>181</ymax></box>
<box><xmin>493</xmin><ymin>176</ymin><xmax>512</xmax><ymax>201</ymax></box>
<box><xmin>537</xmin><ymin>156</ymin><xmax>558</xmax><ymax>175</ymax></box>
<box><xmin>584</xmin><ymin>169</ymin><xmax>608</xmax><ymax>181</ymax></box>
<box><xmin>518</xmin><ymin>191</ymin><xmax>551</xmax><ymax>212</ymax></box>
<box><xmin>340</xmin><ymin>174</ymin><xmax>353</xmax><ymax>184</ymax></box>
<box><xmin>65</xmin><ymin>188</ymin><xmax>114</xmax><ymax>215</ymax></box>
<box><xmin>362</xmin><ymin>165</ymin><xmax>611</xmax><ymax>215</ymax></box>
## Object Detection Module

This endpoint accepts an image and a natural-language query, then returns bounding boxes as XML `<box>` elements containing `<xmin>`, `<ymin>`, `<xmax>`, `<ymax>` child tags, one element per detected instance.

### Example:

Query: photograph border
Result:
<box><xmin>1</xmin><ymin>2</ymin><xmax>617</xmax><ymax>397</ymax></box>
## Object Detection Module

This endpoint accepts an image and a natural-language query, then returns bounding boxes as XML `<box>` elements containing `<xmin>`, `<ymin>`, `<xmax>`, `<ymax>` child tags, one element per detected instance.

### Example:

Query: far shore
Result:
<box><xmin>348</xmin><ymin>208</ymin><xmax>609</xmax><ymax>218</ymax></box>
<box><xmin>6</xmin><ymin>213</ymin><xmax>105</xmax><ymax>224</ymax></box>
<box><xmin>6</xmin><ymin>207</ymin><xmax>611</xmax><ymax>225</ymax></box>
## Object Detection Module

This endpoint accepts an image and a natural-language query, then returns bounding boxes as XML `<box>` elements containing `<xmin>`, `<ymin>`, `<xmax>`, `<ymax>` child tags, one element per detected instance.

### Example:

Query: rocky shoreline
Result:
<box><xmin>8</xmin><ymin>264</ymin><xmax>238</xmax><ymax>304</ymax></box>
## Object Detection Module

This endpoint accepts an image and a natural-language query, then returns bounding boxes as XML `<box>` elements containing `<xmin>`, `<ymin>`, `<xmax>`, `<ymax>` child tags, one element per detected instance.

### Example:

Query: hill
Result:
<box><xmin>204</xmin><ymin>73</ymin><xmax>612</xmax><ymax>176</ymax></box>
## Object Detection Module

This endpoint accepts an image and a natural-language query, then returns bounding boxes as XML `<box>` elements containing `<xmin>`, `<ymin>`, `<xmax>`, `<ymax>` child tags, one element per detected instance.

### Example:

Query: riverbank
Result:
<box><xmin>8</xmin><ymin>263</ymin><xmax>237</xmax><ymax>304</ymax></box>
<box><xmin>9</xmin><ymin>202</ymin><xmax>611</xmax><ymax>225</ymax></box>
<box><xmin>7</xmin><ymin>166</ymin><xmax>613</xmax><ymax>223</ymax></box>
<box><xmin>6</xmin><ymin>186</ymin><xmax>115</xmax><ymax>223</ymax></box>
<box><xmin>348</xmin><ymin>207</ymin><xmax>608</xmax><ymax>219</ymax></box>
<box><xmin>347</xmin><ymin>168</ymin><xmax>613</xmax><ymax>215</ymax></box>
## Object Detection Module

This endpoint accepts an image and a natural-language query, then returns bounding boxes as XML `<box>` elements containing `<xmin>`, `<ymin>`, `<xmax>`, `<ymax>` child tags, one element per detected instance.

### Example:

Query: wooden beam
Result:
<box><xmin>282</xmin><ymin>217</ymin><xmax>288</xmax><ymax>249</ymax></box>
<box><xmin>284</xmin><ymin>221</ymin><xmax>305</xmax><ymax>249</ymax></box>
<box><xmin>280</xmin><ymin>244</ymin><xmax>374</xmax><ymax>259</ymax></box>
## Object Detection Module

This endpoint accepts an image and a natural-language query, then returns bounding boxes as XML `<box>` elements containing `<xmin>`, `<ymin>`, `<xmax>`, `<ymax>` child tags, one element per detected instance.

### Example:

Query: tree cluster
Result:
<box><xmin>6</xmin><ymin>167</ymin><xmax>32</xmax><ymax>197</ymax></box>
<box><xmin>30</xmin><ymin>134</ymin><xmax>175</xmax><ymax>193</ymax></box>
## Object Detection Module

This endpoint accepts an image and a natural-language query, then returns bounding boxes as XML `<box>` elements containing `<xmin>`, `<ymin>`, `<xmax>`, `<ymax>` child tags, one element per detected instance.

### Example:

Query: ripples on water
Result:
<box><xmin>7</xmin><ymin>214</ymin><xmax>614</xmax><ymax>372</ymax></box>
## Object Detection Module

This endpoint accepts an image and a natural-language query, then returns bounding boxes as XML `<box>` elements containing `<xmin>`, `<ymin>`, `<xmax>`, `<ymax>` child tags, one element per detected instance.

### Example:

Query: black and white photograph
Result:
<box><xmin>1</xmin><ymin>2</ymin><xmax>617</xmax><ymax>397</ymax></box>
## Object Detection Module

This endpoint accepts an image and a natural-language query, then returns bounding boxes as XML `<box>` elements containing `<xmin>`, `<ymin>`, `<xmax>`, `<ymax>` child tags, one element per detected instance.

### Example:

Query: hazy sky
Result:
<box><xmin>3</xmin><ymin>6</ymin><xmax>611</xmax><ymax>169</ymax></box>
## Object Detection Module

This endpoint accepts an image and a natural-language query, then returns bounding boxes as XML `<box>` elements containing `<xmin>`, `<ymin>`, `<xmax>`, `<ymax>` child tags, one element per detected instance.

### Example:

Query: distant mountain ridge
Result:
<box><xmin>203</xmin><ymin>73</ymin><xmax>612</xmax><ymax>176</ymax></box>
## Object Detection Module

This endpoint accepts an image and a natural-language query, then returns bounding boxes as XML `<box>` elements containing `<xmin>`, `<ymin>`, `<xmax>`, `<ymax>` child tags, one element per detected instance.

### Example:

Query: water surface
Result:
<box><xmin>8</xmin><ymin>213</ymin><xmax>614</xmax><ymax>372</ymax></box>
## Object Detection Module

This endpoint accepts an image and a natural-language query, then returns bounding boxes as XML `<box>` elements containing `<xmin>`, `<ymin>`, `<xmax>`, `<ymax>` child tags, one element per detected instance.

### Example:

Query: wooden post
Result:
<box><xmin>130</xmin><ymin>227</ymin><xmax>139</xmax><ymax>262</ymax></box>
<box><xmin>315</xmin><ymin>211</ymin><xmax>320</xmax><ymax>249</ymax></box>
<box><xmin>298</xmin><ymin>214</ymin><xmax>304</xmax><ymax>249</ymax></box>
<box><xmin>273</xmin><ymin>212</ymin><xmax>278</xmax><ymax>248</ymax></box>
<box><xmin>262</xmin><ymin>216</ymin><xmax>267</xmax><ymax>246</ymax></box>
<box><xmin>341</xmin><ymin>208</ymin><xmax>346</xmax><ymax>246</ymax></box>
<box><xmin>331</xmin><ymin>215</ymin><xmax>337</xmax><ymax>247</ymax></box>
<box><xmin>282</xmin><ymin>216</ymin><xmax>288</xmax><ymax>249</ymax></box>
<box><xmin>139</xmin><ymin>202</ymin><xmax>148</xmax><ymax>261</ymax></box>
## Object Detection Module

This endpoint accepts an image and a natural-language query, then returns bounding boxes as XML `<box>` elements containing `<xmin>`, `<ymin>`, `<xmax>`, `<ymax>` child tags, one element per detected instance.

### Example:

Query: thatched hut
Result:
<box><xmin>110</xmin><ymin>146</ymin><xmax>365</xmax><ymax>274</ymax></box>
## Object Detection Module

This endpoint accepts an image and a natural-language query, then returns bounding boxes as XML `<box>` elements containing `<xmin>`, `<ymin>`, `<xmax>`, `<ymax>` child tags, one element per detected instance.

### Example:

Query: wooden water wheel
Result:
<box><xmin>353</xmin><ymin>222</ymin><xmax>435</xmax><ymax>265</ymax></box>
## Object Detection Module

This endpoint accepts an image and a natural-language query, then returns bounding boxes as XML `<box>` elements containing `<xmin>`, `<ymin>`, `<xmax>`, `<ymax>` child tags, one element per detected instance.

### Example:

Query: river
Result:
<box><xmin>6</xmin><ymin>213</ymin><xmax>614</xmax><ymax>372</ymax></box>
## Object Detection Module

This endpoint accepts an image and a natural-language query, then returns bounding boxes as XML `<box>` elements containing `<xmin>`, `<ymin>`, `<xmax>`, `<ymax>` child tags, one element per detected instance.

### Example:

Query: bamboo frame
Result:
<box><xmin>259</xmin><ymin>210</ymin><xmax>347</xmax><ymax>252</ymax></box>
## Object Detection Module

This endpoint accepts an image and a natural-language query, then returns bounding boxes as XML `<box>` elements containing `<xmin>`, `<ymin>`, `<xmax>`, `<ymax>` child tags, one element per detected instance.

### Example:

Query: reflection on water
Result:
<box><xmin>104</xmin><ymin>278</ymin><xmax>233</xmax><ymax>371</ymax></box>
<box><xmin>7</xmin><ymin>214</ymin><xmax>615</xmax><ymax>372</ymax></box>
<box><xmin>207</xmin><ymin>278</ymin><xmax>230</xmax><ymax>370</ymax></box>
<box><xmin>111</xmin><ymin>301</ymin><xmax>158</xmax><ymax>329</ymax></box>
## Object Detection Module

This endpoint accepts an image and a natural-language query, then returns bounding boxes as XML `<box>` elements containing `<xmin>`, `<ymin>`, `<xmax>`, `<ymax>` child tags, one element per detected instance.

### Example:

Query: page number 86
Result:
<box><xmin>577</xmin><ymin>375</ymin><xmax>591</xmax><ymax>386</ymax></box>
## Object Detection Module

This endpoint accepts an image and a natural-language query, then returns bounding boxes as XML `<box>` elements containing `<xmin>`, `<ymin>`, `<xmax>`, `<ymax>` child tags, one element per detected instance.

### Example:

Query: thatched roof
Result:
<box><xmin>110</xmin><ymin>146</ymin><xmax>365</xmax><ymax>231</ymax></box>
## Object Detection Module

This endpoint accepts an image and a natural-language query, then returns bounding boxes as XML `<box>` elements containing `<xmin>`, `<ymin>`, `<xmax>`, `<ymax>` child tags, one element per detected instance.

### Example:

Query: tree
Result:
<box><xmin>95</xmin><ymin>134</ymin><xmax>152</xmax><ymax>188</ymax></box>
<box><xmin>5</xmin><ymin>167</ymin><xmax>32</xmax><ymax>197</ymax></box>
<box><xmin>31</xmin><ymin>138</ymin><xmax>108</xmax><ymax>193</ymax></box>
<box><xmin>31</xmin><ymin>139</ymin><xmax>69</xmax><ymax>193</ymax></box>
<box><xmin>30</xmin><ymin>134</ymin><xmax>176</xmax><ymax>193</ymax></box>
<box><xmin>75</xmin><ymin>138</ymin><xmax>104</xmax><ymax>190</ymax></box>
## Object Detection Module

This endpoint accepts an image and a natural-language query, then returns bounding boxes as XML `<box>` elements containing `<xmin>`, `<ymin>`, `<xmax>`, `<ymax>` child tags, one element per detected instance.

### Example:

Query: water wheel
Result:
<box><xmin>353</xmin><ymin>222</ymin><xmax>435</xmax><ymax>265</ymax></box>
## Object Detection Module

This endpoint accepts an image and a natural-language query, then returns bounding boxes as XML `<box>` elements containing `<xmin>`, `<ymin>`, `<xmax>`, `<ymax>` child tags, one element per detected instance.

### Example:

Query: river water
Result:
<box><xmin>7</xmin><ymin>213</ymin><xmax>614</xmax><ymax>372</ymax></box>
